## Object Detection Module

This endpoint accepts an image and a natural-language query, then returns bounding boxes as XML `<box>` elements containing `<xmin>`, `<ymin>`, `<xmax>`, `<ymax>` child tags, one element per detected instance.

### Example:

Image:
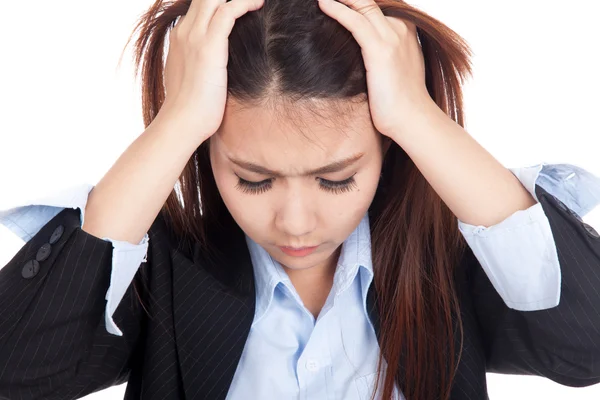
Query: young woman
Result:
<box><xmin>1</xmin><ymin>0</ymin><xmax>600</xmax><ymax>399</ymax></box>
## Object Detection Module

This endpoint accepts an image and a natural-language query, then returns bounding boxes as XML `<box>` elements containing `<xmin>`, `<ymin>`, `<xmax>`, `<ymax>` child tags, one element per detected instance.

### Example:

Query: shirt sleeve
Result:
<box><xmin>457</xmin><ymin>162</ymin><xmax>600</xmax><ymax>312</ymax></box>
<box><xmin>0</xmin><ymin>184</ymin><xmax>149</xmax><ymax>336</ymax></box>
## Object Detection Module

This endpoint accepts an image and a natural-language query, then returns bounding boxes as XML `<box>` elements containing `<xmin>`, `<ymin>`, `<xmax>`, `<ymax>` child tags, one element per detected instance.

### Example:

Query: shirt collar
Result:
<box><xmin>245</xmin><ymin>212</ymin><xmax>374</xmax><ymax>325</ymax></box>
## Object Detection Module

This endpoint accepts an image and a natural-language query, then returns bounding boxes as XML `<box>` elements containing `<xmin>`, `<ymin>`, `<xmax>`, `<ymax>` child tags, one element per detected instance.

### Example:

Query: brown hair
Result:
<box><xmin>125</xmin><ymin>1</ymin><xmax>473</xmax><ymax>399</ymax></box>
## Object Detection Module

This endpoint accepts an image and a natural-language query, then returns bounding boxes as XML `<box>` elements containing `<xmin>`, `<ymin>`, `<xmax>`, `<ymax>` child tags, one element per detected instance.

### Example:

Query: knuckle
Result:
<box><xmin>175</xmin><ymin>27</ymin><xmax>203</xmax><ymax>48</ymax></box>
<box><xmin>397</xmin><ymin>20</ymin><xmax>409</xmax><ymax>32</ymax></box>
<box><xmin>214</xmin><ymin>3</ymin><xmax>234</xmax><ymax>19</ymax></box>
<box><xmin>389</xmin><ymin>19</ymin><xmax>409</xmax><ymax>35</ymax></box>
<box><xmin>175</xmin><ymin>32</ymin><xmax>189</xmax><ymax>46</ymax></box>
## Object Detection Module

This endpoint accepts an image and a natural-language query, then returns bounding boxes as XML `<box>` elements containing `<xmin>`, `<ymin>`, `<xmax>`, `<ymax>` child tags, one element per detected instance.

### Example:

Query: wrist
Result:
<box><xmin>389</xmin><ymin>97</ymin><xmax>443</xmax><ymax>142</ymax></box>
<box><xmin>150</xmin><ymin>106</ymin><xmax>213</xmax><ymax>147</ymax></box>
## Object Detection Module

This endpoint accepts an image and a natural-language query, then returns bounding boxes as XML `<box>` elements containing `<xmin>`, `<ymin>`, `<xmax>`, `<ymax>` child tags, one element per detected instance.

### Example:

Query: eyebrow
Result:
<box><xmin>228</xmin><ymin>152</ymin><xmax>365</xmax><ymax>178</ymax></box>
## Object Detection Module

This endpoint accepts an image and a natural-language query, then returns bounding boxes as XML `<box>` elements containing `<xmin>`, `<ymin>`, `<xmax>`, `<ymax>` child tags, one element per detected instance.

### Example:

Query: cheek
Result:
<box><xmin>323</xmin><ymin>166</ymin><xmax>381</xmax><ymax>239</ymax></box>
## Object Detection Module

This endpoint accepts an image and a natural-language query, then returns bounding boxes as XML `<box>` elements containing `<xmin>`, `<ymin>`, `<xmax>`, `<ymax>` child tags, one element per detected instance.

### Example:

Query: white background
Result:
<box><xmin>0</xmin><ymin>0</ymin><xmax>599</xmax><ymax>398</ymax></box>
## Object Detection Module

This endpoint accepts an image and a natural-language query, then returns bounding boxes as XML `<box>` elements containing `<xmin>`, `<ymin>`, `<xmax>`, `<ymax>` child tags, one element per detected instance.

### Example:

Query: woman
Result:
<box><xmin>1</xmin><ymin>0</ymin><xmax>600</xmax><ymax>399</ymax></box>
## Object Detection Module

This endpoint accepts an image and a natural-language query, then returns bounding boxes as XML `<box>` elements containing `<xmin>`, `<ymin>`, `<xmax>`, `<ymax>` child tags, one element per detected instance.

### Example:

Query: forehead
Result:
<box><xmin>214</xmin><ymin>98</ymin><xmax>378</xmax><ymax>170</ymax></box>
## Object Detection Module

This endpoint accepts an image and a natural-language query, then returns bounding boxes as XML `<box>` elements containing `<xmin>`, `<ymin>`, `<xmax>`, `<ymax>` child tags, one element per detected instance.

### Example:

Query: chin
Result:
<box><xmin>273</xmin><ymin>252</ymin><xmax>318</xmax><ymax>268</ymax></box>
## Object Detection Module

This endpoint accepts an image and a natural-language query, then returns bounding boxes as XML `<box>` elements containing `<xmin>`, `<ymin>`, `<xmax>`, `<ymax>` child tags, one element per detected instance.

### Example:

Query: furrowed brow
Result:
<box><xmin>228</xmin><ymin>152</ymin><xmax>364</xmax><ymax>177</ymax></box>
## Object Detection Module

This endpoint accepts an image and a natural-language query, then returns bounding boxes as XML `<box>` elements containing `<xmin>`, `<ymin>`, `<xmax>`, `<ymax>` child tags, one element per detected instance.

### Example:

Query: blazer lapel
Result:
<box><xmin>172</xmin><ymin>225</ymin><xmax>256</xmax><ymax>400</ymax></box>
<box><xmin>170</xmin><ymin>222</ymin><xmax>482</xmax><ymax>400</ymax></box>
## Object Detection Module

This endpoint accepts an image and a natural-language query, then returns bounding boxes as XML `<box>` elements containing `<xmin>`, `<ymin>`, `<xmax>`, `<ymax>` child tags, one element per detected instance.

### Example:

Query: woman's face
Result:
<box><xmin>209</xmin><ymin>98</ymin><xmax>387</xmax><ymax>274</ymax></box>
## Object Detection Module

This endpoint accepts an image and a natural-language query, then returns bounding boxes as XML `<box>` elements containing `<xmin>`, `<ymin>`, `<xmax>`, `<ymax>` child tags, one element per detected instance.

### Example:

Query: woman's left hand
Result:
<box><xmin>317</xmin><ymin>0</ymin><xmax>435</xmax><ymax>139</ymax></box>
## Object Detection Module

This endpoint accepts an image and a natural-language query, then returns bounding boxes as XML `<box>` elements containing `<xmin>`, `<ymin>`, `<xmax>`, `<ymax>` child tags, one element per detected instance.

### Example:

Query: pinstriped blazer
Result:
<box><xmin>0</xmin><ymin>184</ymin><xmax>599</xmax><ymax>400</ymax></box>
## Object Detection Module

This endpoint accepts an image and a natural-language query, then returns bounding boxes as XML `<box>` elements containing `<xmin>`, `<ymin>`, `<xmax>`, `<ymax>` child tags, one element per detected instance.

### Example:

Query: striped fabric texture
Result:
<box><xmin>1</xmin><ymin>184</ymin><xmax>599</xmax><ymax>399</ymax></box>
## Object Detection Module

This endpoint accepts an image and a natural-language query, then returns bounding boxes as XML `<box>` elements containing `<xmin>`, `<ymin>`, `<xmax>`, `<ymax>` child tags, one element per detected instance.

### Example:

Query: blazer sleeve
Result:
<box><xmin>467</xmin><ymin>183</ymin><xmax>600</xmax><ymax>387</ymax></box>
<box><xmin>0</xmin><ymin>207</ymin><xmax>158</xmax><ymax>399</ymax></box>
<box><xmin>0</xmin><ymin>183</ymin><xmax>150</xmax><ymax>337</ymax></box>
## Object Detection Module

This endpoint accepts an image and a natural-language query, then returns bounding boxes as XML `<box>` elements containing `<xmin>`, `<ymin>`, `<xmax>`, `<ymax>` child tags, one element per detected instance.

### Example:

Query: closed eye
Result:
<box><xmin>234</xmin><ymin>174</ymin><xmax>357</xmax><ymax>195</ymax></box>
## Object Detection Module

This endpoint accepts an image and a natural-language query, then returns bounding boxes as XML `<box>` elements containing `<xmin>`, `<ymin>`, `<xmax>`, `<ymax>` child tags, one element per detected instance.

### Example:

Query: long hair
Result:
<box><xmin>125</xmin><ymin>1</ymin><xmax>473</xmax><ymax>399</ymax></box>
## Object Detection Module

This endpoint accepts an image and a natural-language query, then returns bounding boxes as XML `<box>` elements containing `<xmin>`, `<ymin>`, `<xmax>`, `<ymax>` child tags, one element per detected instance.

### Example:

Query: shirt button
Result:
<box><xmin>305</xmin><ymin>358</ymin><xmax>320</xmax><ymax>372</ymax></box>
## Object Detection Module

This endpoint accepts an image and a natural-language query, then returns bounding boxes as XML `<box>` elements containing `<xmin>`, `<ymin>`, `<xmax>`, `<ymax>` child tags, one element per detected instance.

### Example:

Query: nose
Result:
<box><xmin>275</xmin><ymin>187</ymin><xmax>317</xmax><ymax>239</ymax></box>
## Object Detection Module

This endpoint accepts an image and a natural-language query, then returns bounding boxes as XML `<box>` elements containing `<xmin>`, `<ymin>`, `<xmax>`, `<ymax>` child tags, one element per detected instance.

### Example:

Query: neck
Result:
<box><xmin>282</xmin><ymin>245</ymin><xmax>342</xmax><ymax>318</ymax></box>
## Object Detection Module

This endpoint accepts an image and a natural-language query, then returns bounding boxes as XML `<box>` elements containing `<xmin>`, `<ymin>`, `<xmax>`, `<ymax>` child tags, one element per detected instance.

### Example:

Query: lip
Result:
<box><xmin>279</xmin><ymin>245</ymin><xmax>319</xmax><ymax>257</ymax></box>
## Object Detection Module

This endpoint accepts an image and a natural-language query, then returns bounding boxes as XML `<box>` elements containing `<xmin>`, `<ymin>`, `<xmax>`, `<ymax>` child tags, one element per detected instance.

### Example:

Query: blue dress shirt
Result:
<box><xmin>1</xmin><ymin>162</ymin><xmax>600</xmax><ymax>399</ymax></box>
<box><xmin>227</xmin><ymin>213</ymin><xmax>404</xmax><ymax>399</ymax></box>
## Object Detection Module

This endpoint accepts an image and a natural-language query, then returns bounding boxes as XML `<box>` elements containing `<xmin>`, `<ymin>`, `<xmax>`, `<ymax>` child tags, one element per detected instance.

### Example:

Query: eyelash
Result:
<box><xmin>235</xmin><ymin>174</ymin><xmax>358</xmax><ymax>195</ymax></box>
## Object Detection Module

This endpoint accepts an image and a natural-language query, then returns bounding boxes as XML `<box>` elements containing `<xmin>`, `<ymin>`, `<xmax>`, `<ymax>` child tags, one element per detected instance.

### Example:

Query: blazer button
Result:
<box><xmin>569</xmin><ymin>209</ymin><xmax>583</xmax><ymax>222</ymax></box>
<box><xmin>554</xmin><ymin>196</ymin><xmax>569</xmax><ymax>213</ymax></box>
<box><xmin>49</xmin><ymin>225</ymin><xmax>64</xmax><ymax>244</ymax></box>
<box><xmin>36</xmin><ymin>243</ymin><xmax>52</xmax><ymax>262</ymax></box>
<box><xmin>22</xmin><ymin>260</ymin><xmax>40</xmax><ymax>279</ymax></box>
<box><xmin>583</xmin><ymin>223</ymin><xmax>600</xmax><ymax>239</ymax></box>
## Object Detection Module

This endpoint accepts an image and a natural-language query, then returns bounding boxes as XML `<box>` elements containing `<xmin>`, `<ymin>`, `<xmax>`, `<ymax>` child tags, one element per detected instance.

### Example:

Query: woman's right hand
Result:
<box><xmin>157</xmin><ymin>0</ymin><xmax>265</xmax><ymax>142</ymax></box>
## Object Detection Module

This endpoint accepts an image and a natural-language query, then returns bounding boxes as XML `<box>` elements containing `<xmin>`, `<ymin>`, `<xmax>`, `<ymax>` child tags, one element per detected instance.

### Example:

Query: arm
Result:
<box><xmin>0</xmin><ymin>189</ymin><xmax>148</xmax><ymax>337</ymax></box>
<box><xmin>0</xmin><ymin>0</ymin><xmax>258</xmax><ymax>393</ymax></box>
<box><xmin>467</xmin><ymin>184</ymin><xmax>600</xmax><ymax>386</ymax></box>
<box><xmin>0</xmin><ymin>113</ymin><xmax>202</xmax><ymax>398</ymax></box>
<box><xmin>0</xmin><ymin>208</ymin><xmax>145</xmax><ymax>399</ymax></box>
<box><xmin>82</xmin><ymin>114</ymin><xmax>202</xmax><ymax>244</ymax></box>
<box><xmin>457</xmin><ymin>162</ymin><xmax>600</xmax><ymax>311</ymax></box>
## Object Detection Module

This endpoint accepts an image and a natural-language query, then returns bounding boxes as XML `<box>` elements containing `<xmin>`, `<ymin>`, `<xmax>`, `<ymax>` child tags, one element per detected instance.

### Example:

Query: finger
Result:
<box><xmin>330</xmin><ymin>0</ymin><xmax>394</xmax><ymax>39</ymax></box>
<box><xmin>185</xmin><ymin>0</ymin><xmax>226</xmax><ymax>32</ymax></box>
<box><xmin>409</xmin><ymin>22</ymin><xmax>422</xmax><ymax>48</ymax></box>
<box><xmin>317</xmin><ymin>0</ymin><xmax>379</xmax><ymax>49</ymax></box>
<box><xmin>402</xmin><ymin>21</ymin><xmax>423</xmax><ymax>53</ymax></box>
<box><xmin>206</xmin><ymin>0</ymin><xmax>265</xmax><ymax>39</ymax></box>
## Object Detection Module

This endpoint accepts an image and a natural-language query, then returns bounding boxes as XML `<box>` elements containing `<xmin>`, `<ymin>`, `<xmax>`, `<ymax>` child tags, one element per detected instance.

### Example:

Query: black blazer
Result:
<box><xmin>1</xmin><ymin>184</ymin><xmax>599</xmax><ymax>400</ymax></box>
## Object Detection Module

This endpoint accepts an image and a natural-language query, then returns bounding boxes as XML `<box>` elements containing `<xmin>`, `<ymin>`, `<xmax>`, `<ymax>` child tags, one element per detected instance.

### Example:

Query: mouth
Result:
<box><xmin>278</xmin><ymin>245</ymin><xmax>319</xmax><ymax>257</ymax></box>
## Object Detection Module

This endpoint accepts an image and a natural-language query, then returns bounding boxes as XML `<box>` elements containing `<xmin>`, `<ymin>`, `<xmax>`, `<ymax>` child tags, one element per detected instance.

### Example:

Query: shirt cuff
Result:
<box><xmin>103</xmin><ymin>234</ymin><xmax>149</xmax><ymax>336</ymax></box>
<box><xmin>457</xmin><ymin>162</ymin><xmax>600</xmax><ymax>312</ymax></box>
<box><xmin>0</xmin><ymin>183</ymin><xmax>149</xmax><ymax>336</ymax></box>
